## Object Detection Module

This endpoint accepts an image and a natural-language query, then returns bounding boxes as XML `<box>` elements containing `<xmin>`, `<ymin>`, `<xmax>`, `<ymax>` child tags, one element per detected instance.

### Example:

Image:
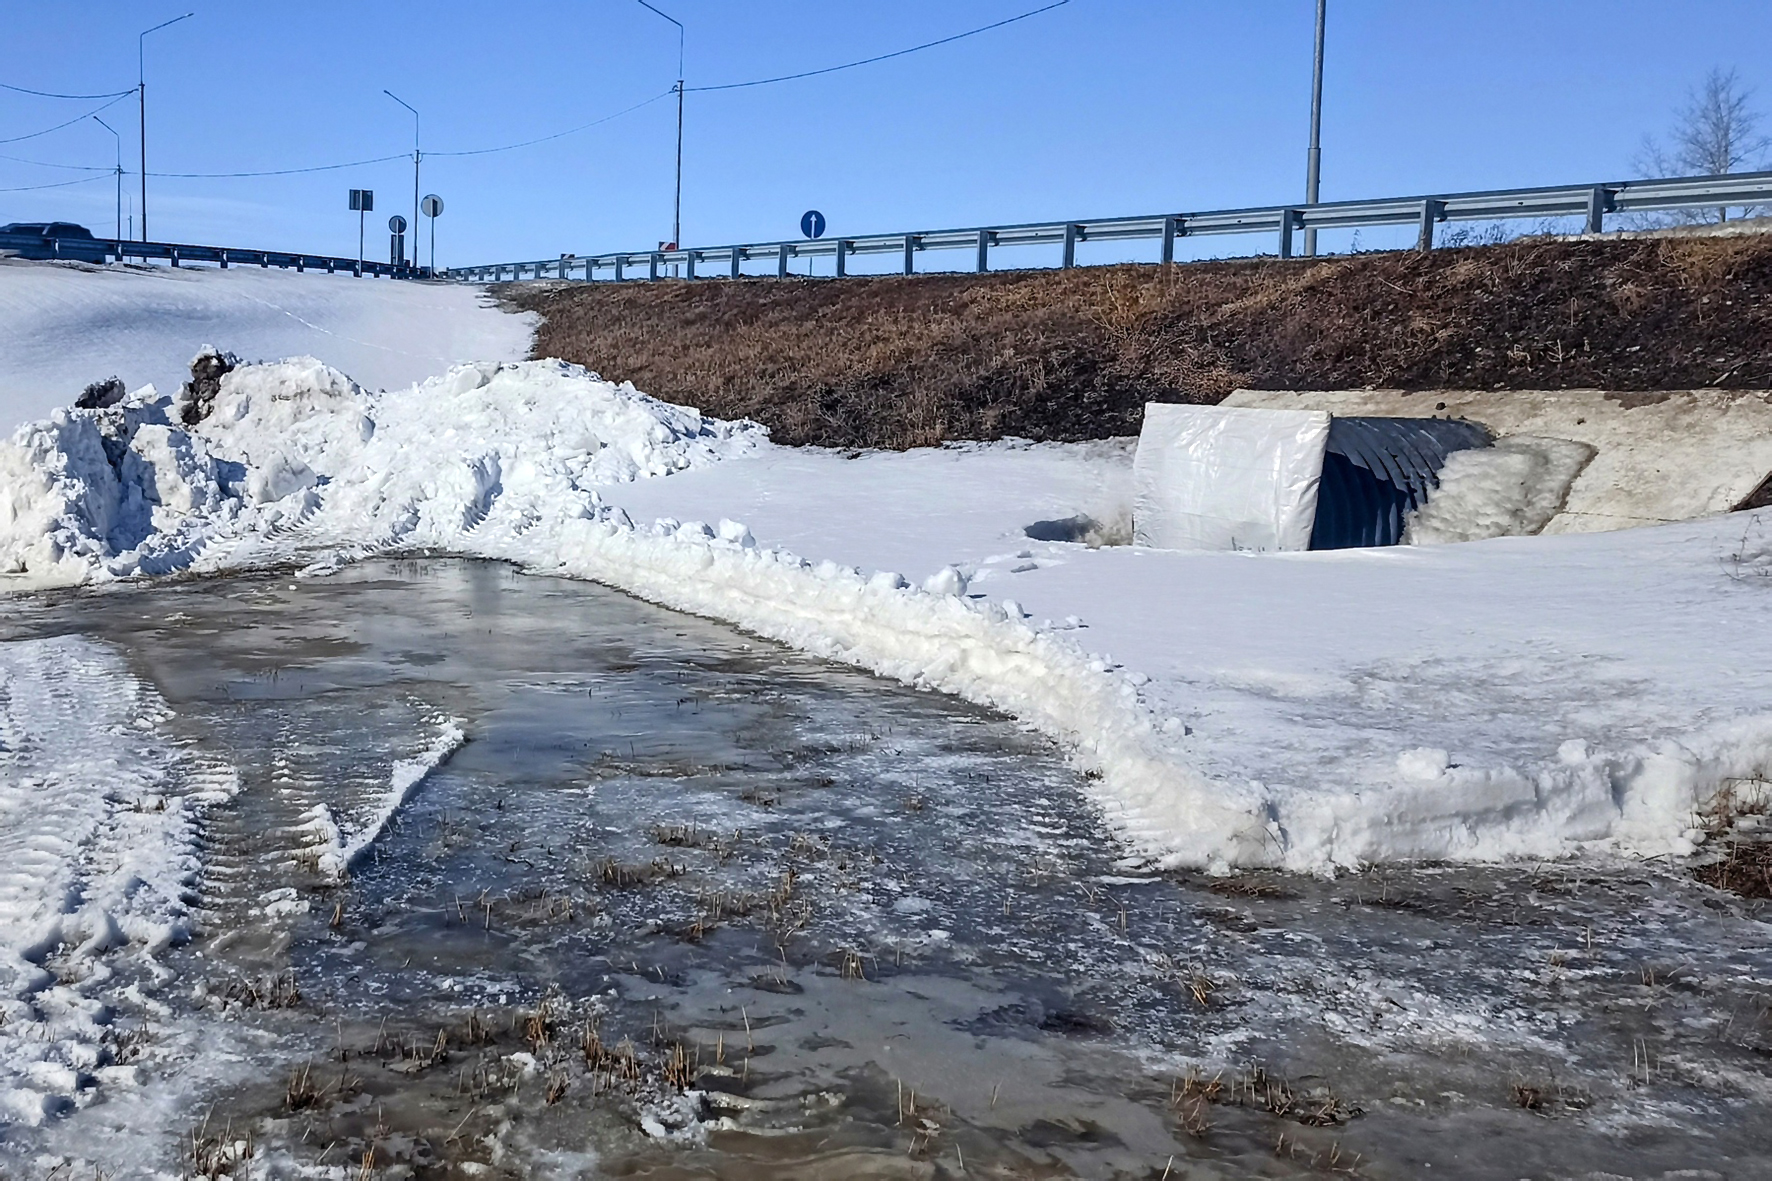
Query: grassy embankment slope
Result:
<box><xmin>503</xmin><ymin>234</ymin><xmax>1772</xmax><ymax>450</ymax></box>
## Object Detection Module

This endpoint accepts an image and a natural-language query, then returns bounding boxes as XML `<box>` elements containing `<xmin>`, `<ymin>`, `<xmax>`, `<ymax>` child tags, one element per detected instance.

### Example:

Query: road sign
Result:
<box><xmin>421</xmin><ymin>194</ymin><xmax>443</xmax><ymax>218</ymax></box>
<box><xmin>388</xmin><ymin>215</ymin><xmax>408</xmax><ymax>234</ymax></box>
<box><xmin>349</xmin><ymin>188</ymin><xmax>373</xmax><ymax>212</ymax></box>
<box><xmin>800</xmin><ymin>210</ymin><xmax>826</xmax><ymax>239</ymax></box>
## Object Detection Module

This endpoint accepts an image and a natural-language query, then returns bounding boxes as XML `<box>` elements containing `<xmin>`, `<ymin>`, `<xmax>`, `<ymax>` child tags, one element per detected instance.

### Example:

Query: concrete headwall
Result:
<box><xmin>1223</xmin><ymin>388</ymin><xmax>1772</xmax><ymax>534</ymax></box>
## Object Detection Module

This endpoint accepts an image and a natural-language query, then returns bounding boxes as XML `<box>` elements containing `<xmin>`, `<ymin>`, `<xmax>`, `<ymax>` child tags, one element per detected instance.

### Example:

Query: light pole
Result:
<box><xmin>383</xmin><ymin>90</ymin><xmax>420</xmax><ymax>267</ymax></box>
<box><xmin>139</xmin><ymin>12</ymin><xmax>194</xmax><ymax>243</ymax></box>
<box><xmin>1303</xmin><ymin>0</ymin><xmax>1326</xmax><ymax>257</ymax></box>
<box><xmin>94</xmin><ymin>116</ymin><xmax>122</xmax><ymax>242</ymax></box>
<box><xmin>637</xmin><ymin>0</ymin><xmax>684</xmax><ymax>254</ymax></box>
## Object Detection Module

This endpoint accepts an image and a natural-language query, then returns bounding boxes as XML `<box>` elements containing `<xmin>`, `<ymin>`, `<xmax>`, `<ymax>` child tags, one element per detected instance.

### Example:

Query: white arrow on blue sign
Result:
<box><xmin>800</xmin><ymin>210</ymin><xmax>826</xmax><ymax>239</ymax></box>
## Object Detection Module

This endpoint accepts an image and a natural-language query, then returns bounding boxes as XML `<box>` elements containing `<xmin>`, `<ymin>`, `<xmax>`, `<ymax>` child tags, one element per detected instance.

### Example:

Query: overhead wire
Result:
<box><xmin>0</xmin><ymin>173</ymin><xmax>110</xmax><ymax>193</ymax></box>
<box><xmin>0</xmin><ymin>81</ymin><xmax>136</xmax><ymax>100</ymax></box>
<box><xmin>425</xmin><ymin>88</ymin><xmax>677</xmax><ymax>158</ymax></box>
<box><xmin>0</xmin><ymin>93</ymin><xmax>132</xmax><ymax>145</ymax></box>
<box><xmin>685</xmin><ymin>0</ymin><xmax>1070</xmax><ymax>92</ymax></box>
<box><xmin>0</xmin><ymin>152</ymin><xmax>114</xmax><ymax>171</ymax></box>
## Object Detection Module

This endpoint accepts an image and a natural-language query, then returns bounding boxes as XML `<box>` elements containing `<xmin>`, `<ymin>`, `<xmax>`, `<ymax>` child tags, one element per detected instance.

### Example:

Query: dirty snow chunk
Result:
<box><xmin>300</xmin><ymin>718</ymin><xmax>465</xmax><ymax>882</ymax></box>
<box><xmin>0</xmin><ymin>635</ymin><xmax>236</xmax><ymax>1121</ymax></box>
<box><xmin>1407</xmin><ymin>436</ymin><xmax>1595</xmax><ymax>545</ymax></box>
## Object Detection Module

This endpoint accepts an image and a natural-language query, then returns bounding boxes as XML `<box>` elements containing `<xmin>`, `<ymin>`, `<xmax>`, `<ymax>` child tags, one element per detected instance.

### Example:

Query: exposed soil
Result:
<box><xmin>503</xmin><ymin>234</ymin><xmax>1772</xmax><ymax>450</ymax></box>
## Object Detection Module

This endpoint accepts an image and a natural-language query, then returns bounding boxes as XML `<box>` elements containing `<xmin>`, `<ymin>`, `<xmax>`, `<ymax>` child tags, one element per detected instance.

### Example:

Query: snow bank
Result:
<box><xmin>3</xmin><ymin>356</ymin><xmax>1768</xmax><ymax>875</ymax></box>
<box><xmin>0</xmin><ymin>637</ymin><xmax>235</xmax><ymax>1124</ymax></box>
<box><xmin>0</xmin><ymin>260</ymin><xmax>535</xmax><ymax>436</ymax></box>
<box><xmin>299</xmin><ymin>718</ymin><xmax>466</xmax><ymax>881</ymax></box>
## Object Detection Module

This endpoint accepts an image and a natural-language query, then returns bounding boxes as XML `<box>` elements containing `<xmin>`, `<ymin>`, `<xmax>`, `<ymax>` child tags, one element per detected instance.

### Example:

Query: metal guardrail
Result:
<box><xmin>105</xmin><ymin>238</ymin><xmax>430</xmax><ymax>278</ymax></box>
<box><xmin>449</xmin><ymin>170</ymin><xmax>1772</xmax><ymax>284</ymax></box>
<box><xmin>2</xmin><ymin>232</ymin><xmax>429</xmax><ymax>279</ymax></box>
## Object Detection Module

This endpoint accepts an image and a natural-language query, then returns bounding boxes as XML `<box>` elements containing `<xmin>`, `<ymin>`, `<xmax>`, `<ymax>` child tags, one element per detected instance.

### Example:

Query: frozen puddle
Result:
<box><xmin>1</xmin><ymin>559</ymin><xmax>1769</xmax><ymax>1177</ymax></box>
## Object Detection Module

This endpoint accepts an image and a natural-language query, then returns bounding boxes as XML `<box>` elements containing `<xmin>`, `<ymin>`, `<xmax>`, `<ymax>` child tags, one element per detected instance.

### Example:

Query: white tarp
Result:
<box><xmin>1132</xmin><ymin>403</ymin><xmax>1331</xmax><ymax>551</ymax></box>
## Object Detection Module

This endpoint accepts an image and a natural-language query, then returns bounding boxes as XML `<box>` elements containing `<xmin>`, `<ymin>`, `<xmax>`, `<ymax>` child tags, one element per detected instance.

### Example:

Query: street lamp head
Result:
<box><xmin>139</xmin><ymin>12</ymin><xmax>195</xmax><ymax>79</ymax></box>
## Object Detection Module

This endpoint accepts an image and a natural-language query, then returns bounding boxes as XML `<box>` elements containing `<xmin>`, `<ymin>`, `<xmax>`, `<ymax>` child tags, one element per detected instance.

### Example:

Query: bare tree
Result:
<box><xmin>1635</xmin><ymin>67</ymin><xmax>1770</xmax><ymax>223</ymax></box>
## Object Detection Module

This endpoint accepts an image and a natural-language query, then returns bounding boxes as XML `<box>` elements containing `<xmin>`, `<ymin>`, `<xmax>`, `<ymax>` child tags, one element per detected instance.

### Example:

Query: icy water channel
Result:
<box><xmin>6</xmin><ymin>558</ymin><xmax>1772</xmax><ymax>1179</ymax></box>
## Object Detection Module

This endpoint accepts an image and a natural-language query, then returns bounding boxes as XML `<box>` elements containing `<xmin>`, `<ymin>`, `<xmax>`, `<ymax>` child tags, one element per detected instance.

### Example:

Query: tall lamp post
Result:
<box><xmin>383</xmin><ymin>90</ymin><xmax>420</xmax><ymax>267</ymax></box>
<box><xmin>139</xmin><ymin>12</ymin><xmax>194</xmax><ymax>243</ymax></box>
<box><xmin>94</xmin><ymin>116</ymin><xmax>123</xmax><ymax>242</ymax></box>
<box><xmin>1303</xmin><ymin>0</ymin><xmax>1326</xmax><ymax>257</ymax></box>
<box><xmin>637</xmin><ymin>0</ymin><xmax>684</xmax><ymax>254</ymax></box>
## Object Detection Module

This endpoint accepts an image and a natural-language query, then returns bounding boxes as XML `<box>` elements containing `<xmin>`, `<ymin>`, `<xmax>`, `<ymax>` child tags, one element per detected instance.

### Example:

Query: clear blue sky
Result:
<box><xmin>3</xmin><ymin>1</ymin><xmax>1770</xmax><ymax>269</ymax></box>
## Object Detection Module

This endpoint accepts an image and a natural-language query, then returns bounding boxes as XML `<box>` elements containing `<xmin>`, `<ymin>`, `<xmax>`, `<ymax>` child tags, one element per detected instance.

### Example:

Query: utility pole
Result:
<box><xmin>384</xmin><ymin>90</ymin><xmax>420</xmax><ymax>268</ymax></box>
<box><xmin>637</xmin><ymin>1</ymin><xmax>685</xmax><ymax>255</ymax></box>
<box><xmin>1303</xmin><ymin>0</ymin><xmax>1326</xmax><ymax>257</ymax></box>
<box><xmin>94</xmin><ymin>116</ymin><xmax>122</xmax><ymax>242</ymax></box>
<box><xmin>139</xmin><ymin>12</ymin><xmax>194</xmax><ymax>243</ymax></box>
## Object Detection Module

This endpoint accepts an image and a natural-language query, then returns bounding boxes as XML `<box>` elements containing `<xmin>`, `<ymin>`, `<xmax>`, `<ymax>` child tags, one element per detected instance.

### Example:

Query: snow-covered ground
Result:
<box><xmin>0</xmin><ymin>260</ymin><xmax>534</xmax><ymax>434</ymax></box>
<box><xmin>3</xmin><ymin>353</ymin><xmax>1767</xmax><ymax>881</ymax></box>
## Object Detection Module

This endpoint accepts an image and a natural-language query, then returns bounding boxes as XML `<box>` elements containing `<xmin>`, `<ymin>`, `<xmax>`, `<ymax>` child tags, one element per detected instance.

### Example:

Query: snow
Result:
<box><xmin>0</xmin><ymin>259</ymin><xmax>534</xmax><ymax>435</ymax></box>
<box><xmin>2</xmin><ymin>354</ymin><xmax>1768</xmax><ymax>878</ymax></box>
<box><xmin>298</xmin><ymin>717</ymin><xmax>466</xmax><ymax>881</ymax></box>
<box><xmin>0</xmin><ymin>636</ymin><xmax>235</xmax><ymax>1125</ymax></box>
<box><xmin>1404</xmin><ymin>435</ymin><xmax>1595</xmax><ymax>544</ymax></box>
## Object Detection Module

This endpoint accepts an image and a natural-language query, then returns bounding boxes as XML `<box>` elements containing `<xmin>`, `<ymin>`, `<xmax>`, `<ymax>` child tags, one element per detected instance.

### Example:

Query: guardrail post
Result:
<box><xmin>170</xmin><ymin>248</ymin><xmax>180</xmax><ymax>268</ymax></box>
<box><xmin>326</xmin><ymin>259</ymin><xmax>335</xmax><ymax>274</ymax></box>
<box><xmin>649</xmin><ymin>253</ymin><xmax>660</xmax><ymax>281</ymax></box>
<box><xmin>976</xmin><ymin>229</ymin><xmax>991</xmax><ymax>273</ymax></box>
<box><xmin>557</xmin><ymin>258</ymin><xmax>567</xmax><ymax>279</ymax></box>
<box><xmin>1277</xmin><ymin>211</ymin><xmax>1297</xmax><ymax>259</ymax></box>
<box><xmin>1417</xmin><ymin>199</ymin><xmax>1446</xmax><ymax>251</ymax></box>
<box><xmin>778</xmin><ymin>243</ymin><xmax>790</xmax><ymax>277</ymax></box>
<box><xmin>1586</xmin><ymin>186</ymin><xmax>1612</xmax><ymax>235</ymax></box>
<box><xmin>731</xmin><ymin>245</ymin><xmax>743</xmax><ymax>279</ymax></box>
<box><xmin>903</xmin><ymin>234</ymin><xmax>917</xmax><ymax>275</ymax></box>
<box><xmin>1062</xmin><ymin>222</ymin><xmax>1079</xmax><ymax>268</ymax></box>
<box><xmin>613</xmin><ymin>256</ymin><xmax>624</xmax><ymax>282</ymax></box>
<box><xmin>296</xmin><ymin>256</ymin><xmax>304</xmax><ymax>272</ymax></box>
<box><xmin>684</xmin><ymin>250</ymin><xmax>696</xmax><ymax>280</ymax></box>
<box><xmin>218</xmin><ymin>250</ymin><xmax>230</xmax><ymax>269</ymax></box>
<box><xmin>1161</xmin><ymin>216</ymin><xmax>1180</xmax><ymax>265</ymax></box>
<box><xmin>835</xmin><ymin>238</ymin><xmax>848</xmax><ymax>277</ymax></box>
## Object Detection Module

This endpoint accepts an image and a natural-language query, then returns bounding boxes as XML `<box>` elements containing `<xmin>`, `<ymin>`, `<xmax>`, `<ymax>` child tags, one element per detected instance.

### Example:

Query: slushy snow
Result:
<box><xmin>2</xmin><ymin>353</ymin><xmax>1768</xmax><ymax>877</ymax></box>
<box><xmin>0</xmin><ymin>636</ymin><xmax>236</xmax><ymax>1125</ymax></box>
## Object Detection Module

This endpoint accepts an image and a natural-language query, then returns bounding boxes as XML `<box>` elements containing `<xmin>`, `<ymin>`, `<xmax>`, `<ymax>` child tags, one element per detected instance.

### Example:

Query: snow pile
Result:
<box><xmin>298</xmin><ymin>718</ymin><xmax>465</xmax><ymax>882</ymax></box>
<box><xmin>1406</xmin><ymin>435</ymin><xmax>1595</xmax><ymax>545</ymax></box>
<box><xmin>0</xmin><ymin>636</ymin><xmax>235</xmax><ymax>1125</ymax></box>
<box><xmin>0</xmin><ymin>355</ymin><xmax>766</xmax><ymax>586</ymax></box>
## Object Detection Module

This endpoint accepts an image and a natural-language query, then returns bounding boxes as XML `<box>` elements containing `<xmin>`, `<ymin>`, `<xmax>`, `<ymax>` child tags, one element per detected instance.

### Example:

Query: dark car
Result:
<box><xmin>0</xmin><ymin>221</ymin><xmax>110</xmax><ymax>263</ymax></box>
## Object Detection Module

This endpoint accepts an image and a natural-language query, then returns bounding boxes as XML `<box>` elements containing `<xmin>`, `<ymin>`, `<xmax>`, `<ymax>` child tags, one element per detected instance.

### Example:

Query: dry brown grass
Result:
<box><xmin>506</xmin><ymin>235</ymin><xmax>1772</xmax><ymax>449</ymax></box>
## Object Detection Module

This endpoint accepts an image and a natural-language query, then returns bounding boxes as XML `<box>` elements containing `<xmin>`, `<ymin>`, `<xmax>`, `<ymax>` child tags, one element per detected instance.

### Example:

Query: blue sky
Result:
<box><xmin>3</xmin><ymin>1</ymin><xmax>1770</xmax><ymax>269</ymax></box>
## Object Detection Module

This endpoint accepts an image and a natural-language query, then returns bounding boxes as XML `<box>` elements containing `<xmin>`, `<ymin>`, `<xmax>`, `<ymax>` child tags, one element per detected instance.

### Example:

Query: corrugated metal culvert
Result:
<box><xmin>1308</xmin><ymin>417</ymin><xmax>1492</xmax><ymax>549</ymax></box>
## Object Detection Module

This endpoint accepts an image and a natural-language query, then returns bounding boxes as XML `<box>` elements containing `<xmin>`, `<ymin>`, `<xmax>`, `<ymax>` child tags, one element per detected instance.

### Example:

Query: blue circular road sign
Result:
<box><xmin>800</xmin><ymin>209</ymin><xmax>826</xmax><ymax>239</ymax></box>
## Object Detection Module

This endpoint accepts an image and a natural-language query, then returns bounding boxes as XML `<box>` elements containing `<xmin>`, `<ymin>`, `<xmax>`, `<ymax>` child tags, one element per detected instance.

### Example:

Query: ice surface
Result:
<box><xmin>0</xmin><ymin>259</ymin><xmax>534</xmax><ymax>435</ymax></box>
<box><xmin>0</xmin><ymin>357</ymin><xmax>1768</xmax><ymax>877</ymax></box>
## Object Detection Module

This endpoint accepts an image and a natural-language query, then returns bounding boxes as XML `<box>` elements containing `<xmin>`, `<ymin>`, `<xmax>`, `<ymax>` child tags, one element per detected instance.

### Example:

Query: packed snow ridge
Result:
<box><xmin>1</xmin><ymin>353</ymin><xmax>1767</xmax><ymax>874</ymax></box>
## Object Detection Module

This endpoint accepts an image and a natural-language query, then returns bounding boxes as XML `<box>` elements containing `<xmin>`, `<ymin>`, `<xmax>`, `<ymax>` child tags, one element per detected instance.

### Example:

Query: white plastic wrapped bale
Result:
<box><xmin>1131</xmin><ymin>404</ymin><xmax>1330</xmax><ymax>551</ymax></box>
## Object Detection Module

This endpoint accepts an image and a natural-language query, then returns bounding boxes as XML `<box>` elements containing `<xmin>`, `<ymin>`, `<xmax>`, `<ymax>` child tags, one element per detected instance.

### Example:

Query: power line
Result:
<box><xmin>0</xmin><ymin>173</ymin><xmax>109</xmax><ymax>193</ymax></box>
<box><xmin>0</xmin><ymin>81</ymin><xmax>136</xmax><ymax>100</ymax></box>
<box><xmin>427</xmin><ymin>88</ymin><xmax>677</xmax><ymax>157</ymax></box>
<box><xmin>0</xmin><ymin>93</ymin><xmax>131</xmax><ymax>145</ymax></box>
<box><xmin>685</xmin><ymin>0</ymin><xmax>1071</xmax><ymax>93</ymax></box>
<box><xmin>0</xmin><ymin>152</ymin><xmax>113</xmax><ymax>172</ymax></box>
<box><xmin>146</xmin><ymin>152</ymin><xmax>410</xmax><ymax>179</ymax></box>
